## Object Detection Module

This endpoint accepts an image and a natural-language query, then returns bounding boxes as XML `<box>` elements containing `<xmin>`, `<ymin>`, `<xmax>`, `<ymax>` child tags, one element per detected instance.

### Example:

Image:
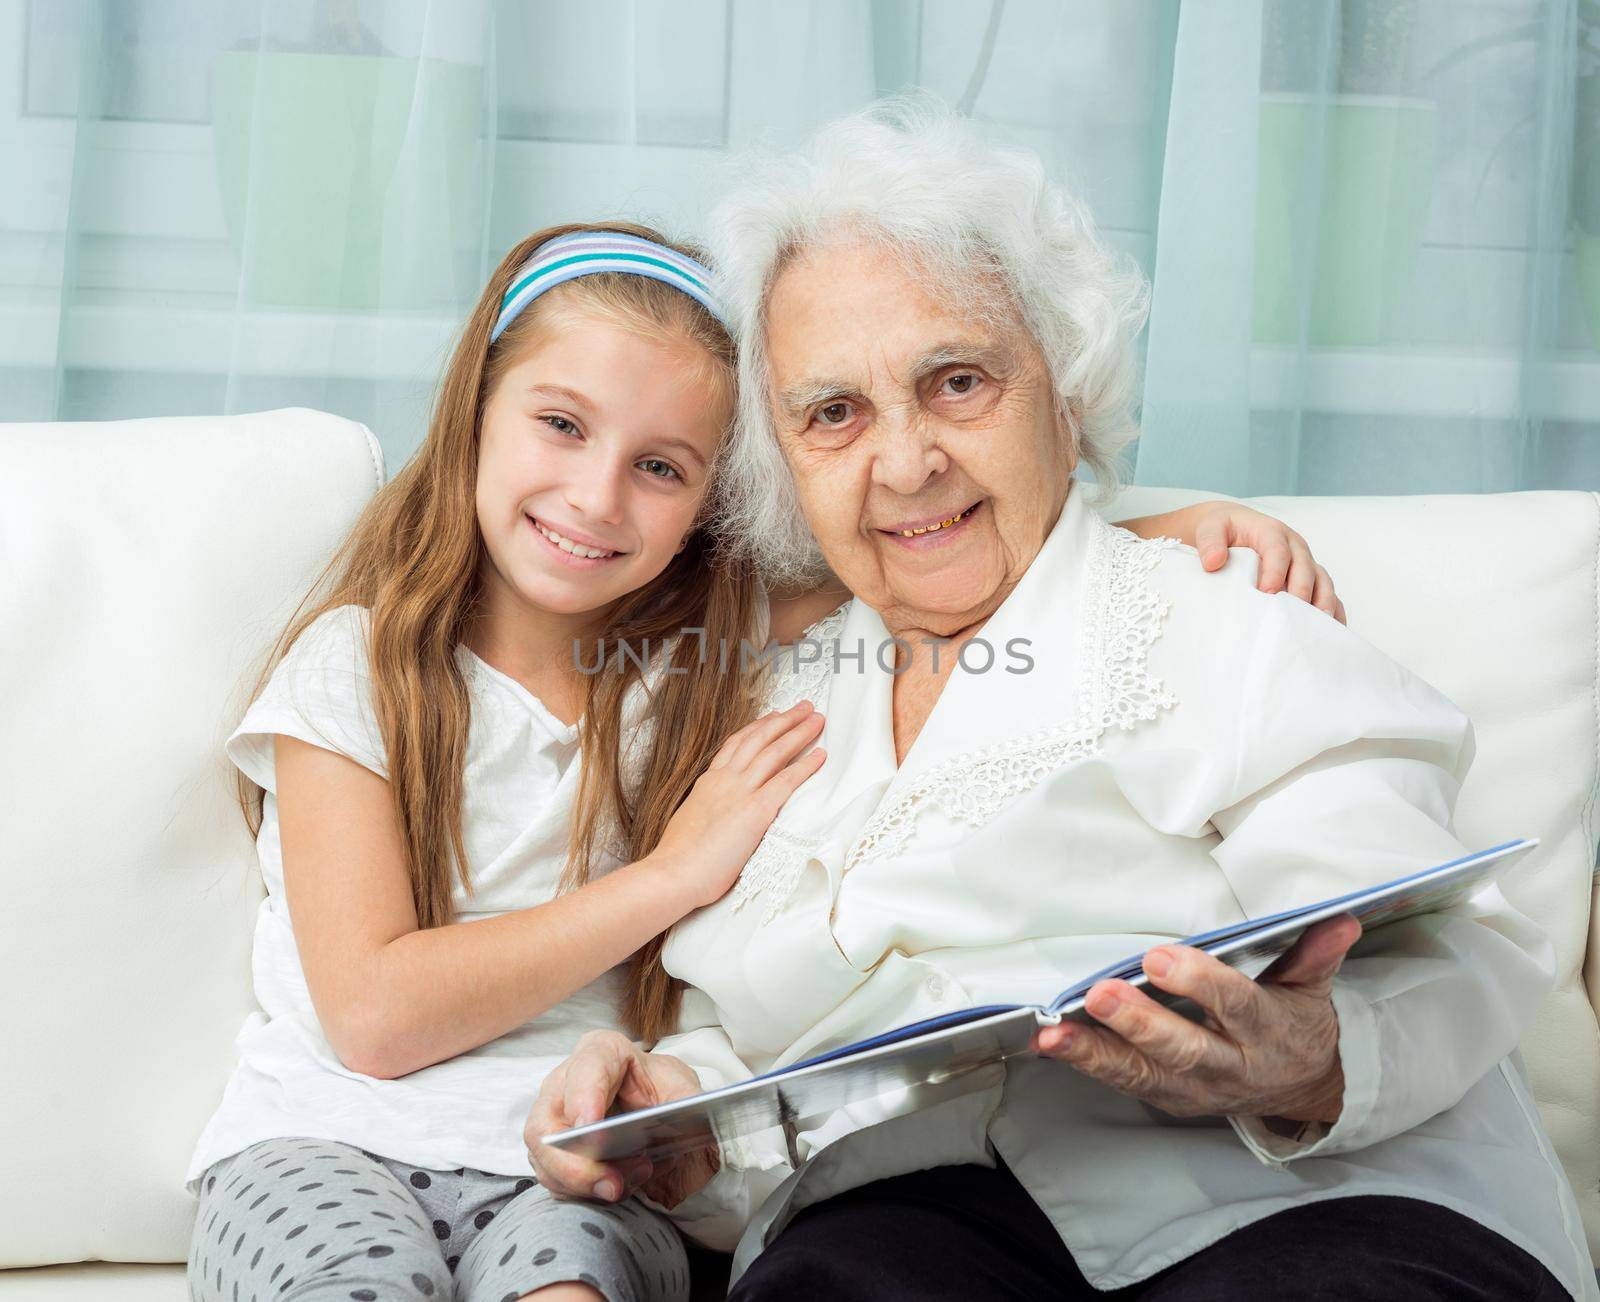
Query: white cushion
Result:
<box><xmin>0</xmin><ymin>1264</ymin><xmax>186</xmax><ymax>1301</ymax></box>
<box><xmin>1108</xmin><ymin>485</ymin><xmax>1600</xmax><ymax>1247</ymax></box>
<box><xmin>0</xmin><ymin>410</ymin><xmax>383</xmax><ymax>1272</ymax></box>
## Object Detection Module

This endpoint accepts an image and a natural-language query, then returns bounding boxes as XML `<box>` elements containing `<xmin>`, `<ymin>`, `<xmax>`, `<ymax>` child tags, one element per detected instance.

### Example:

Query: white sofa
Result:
<box><xmin>2</xmin><ymin>409</ymin><xmax>1597</xmax><ymax>1298</ymax></box>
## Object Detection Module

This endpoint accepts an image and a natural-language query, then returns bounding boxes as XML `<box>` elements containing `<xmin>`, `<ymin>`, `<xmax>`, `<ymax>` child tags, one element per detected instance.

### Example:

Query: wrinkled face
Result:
<box><xmin>764</xmin><ymin>239</ymin><xmax>1074</xmax><ymax>635</ymax></box>
<box><xmin>474</xmin><ymin>306</ymin><xmax>728</xmax><ymax>622</ymax></box>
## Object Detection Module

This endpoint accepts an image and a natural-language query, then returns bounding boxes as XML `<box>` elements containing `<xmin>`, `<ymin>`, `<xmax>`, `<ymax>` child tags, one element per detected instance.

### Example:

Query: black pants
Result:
<box><xmin>727</xmin><ymin>1162</ymin><xmax>1569</xmax><ymax>1301</ymax></box>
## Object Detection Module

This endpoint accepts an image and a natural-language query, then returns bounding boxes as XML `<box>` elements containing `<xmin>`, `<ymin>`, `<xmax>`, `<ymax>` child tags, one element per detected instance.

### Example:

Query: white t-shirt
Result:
<box><xmin>185</xmin><ymin>605</ymin><xmax>629</xmax><ymax>1192</ymax></box>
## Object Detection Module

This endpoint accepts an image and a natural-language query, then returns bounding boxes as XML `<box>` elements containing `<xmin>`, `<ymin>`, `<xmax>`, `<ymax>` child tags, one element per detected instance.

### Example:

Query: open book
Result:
<box><xmin>544</xmin><ymin>839</ymin><xmax>1537</xmax><ymax>1164</ymax></box>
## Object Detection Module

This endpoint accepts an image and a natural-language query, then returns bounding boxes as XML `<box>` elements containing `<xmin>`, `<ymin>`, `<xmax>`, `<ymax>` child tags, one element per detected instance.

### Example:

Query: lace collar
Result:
<box><xmin>730</xmin><ymin>496</ymin><xmax>1180</xmax><ymax>923</ymax></box>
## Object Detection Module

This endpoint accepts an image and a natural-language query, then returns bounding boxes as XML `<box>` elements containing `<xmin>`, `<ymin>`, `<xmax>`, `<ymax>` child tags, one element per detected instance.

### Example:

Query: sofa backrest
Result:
<box><xmin>1109</xmin><ymin>485</ymin><xmax>1600</xmax><ymax>1247</ymax></box>
<box><xmin>0</xmin><ymin>410</ymin><xmax>383</xmax><ymax>1268</ymax></box>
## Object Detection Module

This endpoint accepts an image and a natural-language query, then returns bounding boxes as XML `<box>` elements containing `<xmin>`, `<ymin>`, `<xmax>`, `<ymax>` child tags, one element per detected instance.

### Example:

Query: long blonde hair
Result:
<box><xmin>237</xmin><ymin>221</ymin><xmax>762</xmax><ymax>1041</ymax></box>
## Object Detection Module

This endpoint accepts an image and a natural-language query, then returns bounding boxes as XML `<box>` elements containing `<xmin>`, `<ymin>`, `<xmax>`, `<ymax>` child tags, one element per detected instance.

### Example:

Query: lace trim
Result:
<box><xmin>729</xmin><ymin>521</ymin><xmax>1178</xmax><ymax>921</ymax></box>
<box><xmin>727</xmin><ymin>605</ymin><xmax>848</xmax><ymax>921</ymax></box>
<box><xmin>842</xmin><ymin>520</ymin><xmax>1178</xmax><ymax>875</ymax></box>
<box><xmin>728</xmin><ymin>820</ymin><xmax>824</xmax><ymax>923</ymax></box>
<box><xmin>760</xmin><ymin>604</ymin><xmax>849</xmax><ymax>714</ymax></box>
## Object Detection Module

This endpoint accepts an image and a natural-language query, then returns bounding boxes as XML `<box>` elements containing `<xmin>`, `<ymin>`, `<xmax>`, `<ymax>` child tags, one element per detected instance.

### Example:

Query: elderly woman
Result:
<box><xmin>529</xmin><ymin>102</ymin><xmax>1594</xmax><ymax>1301</ymax></box>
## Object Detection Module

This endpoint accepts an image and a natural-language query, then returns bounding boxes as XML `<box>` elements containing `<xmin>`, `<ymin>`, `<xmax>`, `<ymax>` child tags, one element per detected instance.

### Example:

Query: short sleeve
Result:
<box><xmin>226</xmin><ymin>605</ymin><xmax>388</xmax><ymax>792</ymax></box>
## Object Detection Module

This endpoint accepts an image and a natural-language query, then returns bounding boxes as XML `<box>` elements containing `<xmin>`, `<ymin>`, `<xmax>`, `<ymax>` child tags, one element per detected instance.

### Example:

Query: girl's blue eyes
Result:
<box><xmin>537</xmin><ymin>416</ymin><xmax>682</xmax><ymax>481</ymax></box>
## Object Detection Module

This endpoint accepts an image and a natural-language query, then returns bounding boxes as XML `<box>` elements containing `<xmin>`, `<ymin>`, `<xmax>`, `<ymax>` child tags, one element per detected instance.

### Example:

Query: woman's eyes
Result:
<box><xmin>540</xmin><ymin>415</ymin><xmax>579</xmax><ymax>435</ymax></box>
<box><xmin>808</xmin><ymin>375</ymin><xmax>983</xmax><ymax>429</ymax></box>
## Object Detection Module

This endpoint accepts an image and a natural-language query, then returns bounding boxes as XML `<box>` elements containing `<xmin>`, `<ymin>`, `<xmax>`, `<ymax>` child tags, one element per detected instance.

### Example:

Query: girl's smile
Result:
<box><xmin>527</xmin><ymin>513</ymin><xmax>626</xmax><ymax>566</ymax></box>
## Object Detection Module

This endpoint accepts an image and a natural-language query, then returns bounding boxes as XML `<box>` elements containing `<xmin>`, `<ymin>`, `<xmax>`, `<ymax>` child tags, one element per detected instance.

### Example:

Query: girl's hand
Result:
<box><xmin>1121</xmin><ymin>502</ymin><xmax>1346</xmax><ymax>623</ymax></box>
<box><xmin>651</xmin><ymin>701</ymin><xmax>826</xmax><ymax>910</ymax></box>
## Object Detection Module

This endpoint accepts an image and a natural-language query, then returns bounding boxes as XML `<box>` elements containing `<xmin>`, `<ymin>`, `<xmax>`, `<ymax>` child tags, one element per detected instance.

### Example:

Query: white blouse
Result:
<box><xmin>185</xmin><ymin>605</ymin><xmax>628</xmax><ymax>1192</ymax></box>
<box><xmin>655</xmin><ymin>483</ymin><xmax>1597</xmax><ymax>1300</ymax></box>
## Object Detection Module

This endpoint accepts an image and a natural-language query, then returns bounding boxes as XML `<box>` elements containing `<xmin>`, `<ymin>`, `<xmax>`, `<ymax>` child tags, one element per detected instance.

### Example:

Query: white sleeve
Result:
<box><xmin>226</xmin><ymin>605</ymin><xmax>388</xmax><ymax>790</ymax></box>
<box><xmin>1191</xmin><ymin>594</ymin><xmax>1554</xmax><ymax>1163</ymax></box>
<box><xmin>643</xmin><ymin>988</ymin><xmax>792</xmax><ymax>1251</ymax></box>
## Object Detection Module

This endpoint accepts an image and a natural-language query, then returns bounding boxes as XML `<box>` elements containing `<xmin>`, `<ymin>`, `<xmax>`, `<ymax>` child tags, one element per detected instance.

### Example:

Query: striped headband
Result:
<box><xmin>490</xmin><ymin>231</ymin><xmax>728</xmax><ymax>342</ymax></box>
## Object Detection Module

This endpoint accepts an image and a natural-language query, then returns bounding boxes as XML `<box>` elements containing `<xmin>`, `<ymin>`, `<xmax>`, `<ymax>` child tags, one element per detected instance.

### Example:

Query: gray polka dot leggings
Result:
<box><xmin>187</xmin><ymin>1137</ymin><xmax>690</xmax><ymax>1302</ymax></box>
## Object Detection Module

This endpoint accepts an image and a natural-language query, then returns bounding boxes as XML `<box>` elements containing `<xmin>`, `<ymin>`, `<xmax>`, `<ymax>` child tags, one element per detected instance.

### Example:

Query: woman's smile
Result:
<box><xmin>876</xmin><ymin>499</ymin><xmax>984</xmax><ymax>551</ymax></box>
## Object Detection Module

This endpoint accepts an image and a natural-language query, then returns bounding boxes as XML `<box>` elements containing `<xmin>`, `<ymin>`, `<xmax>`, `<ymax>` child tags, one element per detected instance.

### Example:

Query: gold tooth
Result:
<box><xmin>900</xmin><ymin>508</ymin><xmax>967</xmax><ymax>538</ymax></box>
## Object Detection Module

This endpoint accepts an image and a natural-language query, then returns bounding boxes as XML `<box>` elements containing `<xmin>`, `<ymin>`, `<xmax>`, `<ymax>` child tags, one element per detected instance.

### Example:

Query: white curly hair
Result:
<box><xmin>705</xmin><ymin>94</ymin><xmax>1150</xmax><ymax>588</ymax></box>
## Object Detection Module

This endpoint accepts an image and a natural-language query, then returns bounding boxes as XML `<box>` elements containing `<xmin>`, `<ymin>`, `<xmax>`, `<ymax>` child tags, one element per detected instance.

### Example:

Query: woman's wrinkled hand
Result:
<box><xmin>1031</xmin><ymin>914</ymin><xmax>1360</xmax><ymax>1126</ymax></box>
<box><xmin>524</xmin><ymin>1030</ymin><xmax>719</xmax><ymax>1210</ymax></box>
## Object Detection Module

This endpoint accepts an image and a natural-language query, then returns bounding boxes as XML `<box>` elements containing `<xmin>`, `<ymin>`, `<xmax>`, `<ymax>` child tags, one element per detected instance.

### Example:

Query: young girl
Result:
<box><xmin>185</xmin><ymin>222</ymin><xmax>1340</xmax><ymax>1302</ymax></box>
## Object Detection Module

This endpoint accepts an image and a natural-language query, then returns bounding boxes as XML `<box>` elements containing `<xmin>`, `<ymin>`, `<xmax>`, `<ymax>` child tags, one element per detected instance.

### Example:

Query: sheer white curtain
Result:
<box><xmin>1137</xmin><ymin>0</ymin><xmax>1597</xmax><ymax>494</ymax></box>
<box><xmin>2</xmin><ymin>0</ymin><xmax>1592</xmax><ymax>492</ymax></box>
<box><xmin>0</xmin><ymin>0</ymin><xmax>1178</xmax><ymax>469</ymax></box>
